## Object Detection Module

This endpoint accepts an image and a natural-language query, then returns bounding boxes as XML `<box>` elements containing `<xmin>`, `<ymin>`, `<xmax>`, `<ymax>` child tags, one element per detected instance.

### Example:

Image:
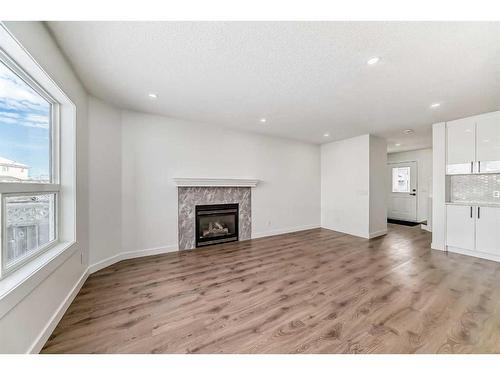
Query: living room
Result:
<box><xmin>1</xmin><ymin>2</ymin><xmax>500</xmax><ymax>372</ymax></box>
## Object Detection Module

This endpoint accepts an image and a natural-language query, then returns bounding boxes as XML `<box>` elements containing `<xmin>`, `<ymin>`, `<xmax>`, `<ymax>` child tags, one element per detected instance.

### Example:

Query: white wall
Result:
<box><xmin>369</xmin><ymin>135</ymin><xmax>388</xmax><ymax>236</ymax></box>
<box><xmin>121</xmin><ymin>111</ymin><xmax>321</xmax><ymax>253</ymax></box>
<box><xmin>88</xmin><ymin>97</ymin><xmax>122</xmax><ymax>266</ymax></box>
<box><xmin>321</xmin><ymin>135</ymin><xmax>370</xmax><ymax>237</ymax></box>
<box><xmin>0</xmin><ymin>22</ymin><xmax>89</xmax><ymax>353</ymax></box>
<box><xmin>432</xmin><ymin>124</ymin><xmax>446</xmax><ymax>250</ymax></box>
<box><xmin>321</xmin><ymin>134</ymin><xmax>387</xmax><ymax>239</ymax></box>
<box><xmin>388</xmin><ymin>148</ymin><xmax>433</xmax><ymax>223</ymax></box>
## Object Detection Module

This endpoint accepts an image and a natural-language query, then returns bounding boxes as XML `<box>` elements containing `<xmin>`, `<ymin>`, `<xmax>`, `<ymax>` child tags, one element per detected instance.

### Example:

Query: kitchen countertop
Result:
<box><xmin>446</xmin><ymin>201</ymin><xmax>500</xmax><ymax>208</ymax></box>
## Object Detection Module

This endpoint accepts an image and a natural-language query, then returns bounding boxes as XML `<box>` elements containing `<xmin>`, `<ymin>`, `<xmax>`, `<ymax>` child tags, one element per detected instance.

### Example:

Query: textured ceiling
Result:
<box><xmin>47</xmin><ymin>21</ymin><xmax>500</xmax><ymax>150</ymax></box>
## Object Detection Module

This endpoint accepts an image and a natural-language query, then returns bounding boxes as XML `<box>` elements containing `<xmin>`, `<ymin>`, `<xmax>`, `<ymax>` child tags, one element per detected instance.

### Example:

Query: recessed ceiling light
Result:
<box><xmin>404</xmin><ymin>129</ymin><xmax>414</xmax><ymax>135</ymax></box>
<box><xmin>260</xmin><ymin>118</ymin><xmax>267</xmax><ymax>123</ymax></box>
<box><xmin>430</xmin><ymin>103</ymin><xmax>441</xmax><ymax>108</ymax></box>
<box><xmin>367</xmin><ymin>57</ymin><xmax>380</xmax><ymax>65</ymax></box>
<box><xmin>148</xmin><ymin>93</ymin><xmax>158</xmax><ymax>99</ymax></box>
<box><xmin>323</xmin><ymin>132</ymin><xmax>330</xmax><ymax>137</ymax></box>
<box><xmin>395</xmin><ymin>143</ymin><xmax>401</xmax><ymax>147</ymax></box>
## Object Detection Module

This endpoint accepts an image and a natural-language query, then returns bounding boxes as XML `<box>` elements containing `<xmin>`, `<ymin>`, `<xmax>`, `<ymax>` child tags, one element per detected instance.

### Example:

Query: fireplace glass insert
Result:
<box><xmin>195</xmin><ymin>203</ymin><xmax>239</xmax><ymax>247</ymax></box>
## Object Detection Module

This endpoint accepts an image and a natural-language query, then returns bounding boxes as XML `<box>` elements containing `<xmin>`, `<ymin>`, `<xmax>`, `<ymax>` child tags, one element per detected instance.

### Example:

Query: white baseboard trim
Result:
<box><xmin>28</xmin><ymin>268</ymin><xmax>89</xmax><ymax>353</ymax></box>
<box><xmin>431</xmin><ymin>242</ymin><xmax>445</xmax><ymax>251</ymax></box>
<box><xmin>320</xmin><ymin>225</ymin><xmax>368</xmax><ymax>239</ymax></box>
<box><xmin>321</xmin><ymin>227</ymin><xmax>387</xmax><ymax>240</ymax></box>
<box><xmin>251</xmin><ymin>224</ymin><xmax>320</xmax><ymax>239</ymax></box>
<box><xmin>421</xmin><ymin>224</ymin><xmax>432</xmax><ymax>232</ymax></box>
<box><xmin>88</xmin><ymin>253</ymin><xmax>121</xmax><ymax>274</ymax></box>
<box><xmin>447</xmin><ymin>246</ymin><xmax>500</xmax><ymax>262</ymax></box>
<box><xmin>88</xmin><ymin>244</ymin><xmax>179</xmax><ymax>274</ymax></box>
<box><xmin>368</xmin><ymin>229</ymin><xmax>388</xmax><ymax>239</ymax></box>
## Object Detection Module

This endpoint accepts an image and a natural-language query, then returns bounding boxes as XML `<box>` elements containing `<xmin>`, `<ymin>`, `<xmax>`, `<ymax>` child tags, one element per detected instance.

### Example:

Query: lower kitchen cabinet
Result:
<box><xmin>446</xmin><ymin>204</ymin><xmax>500</xmax><ymax>260</ymax></box>
<box><xmin>475</xmin><ymin>206</ymin><xmax>500</xmax><ymax>256</ymax></box>
<box><xmin>446</xmin><ymin>204</ymin><xmax>475</xmax><ymax>251</ymax></box>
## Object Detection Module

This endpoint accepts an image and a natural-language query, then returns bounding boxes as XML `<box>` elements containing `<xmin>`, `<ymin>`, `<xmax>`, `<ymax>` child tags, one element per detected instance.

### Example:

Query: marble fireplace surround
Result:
<box><xmin>175</xmin><ymin>178</ymin><xmax>259</xmax><ymax>250</ymax></box>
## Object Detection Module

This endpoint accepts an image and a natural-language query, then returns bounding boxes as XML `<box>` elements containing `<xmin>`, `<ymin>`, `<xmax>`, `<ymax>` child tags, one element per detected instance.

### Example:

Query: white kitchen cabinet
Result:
<box><xmin>476</xmin><ymin>112</ymin><xmax>500</xmax><ymax>173</ymax></box>
<box><xmin>446</xmin><ymin>205</ymin><xmax>475</xmax><ymax>251</ymax></box>
<box><xmin>438</xmin><ymin>111</ymin><xmax>500</xmax><ymax>262</ymax></box>
<box><xmin>475</xmin><ymin>206</ymin><xmax>500</xmax><ymax>256</ymax></box>
<box><xmin>446</xmin><ymin>118</ymin><xmax>476</xmax><ymax>167</ymax></box>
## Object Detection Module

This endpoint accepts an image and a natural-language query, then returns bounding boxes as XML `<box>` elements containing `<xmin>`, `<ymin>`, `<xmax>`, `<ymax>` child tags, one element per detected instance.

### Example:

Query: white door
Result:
<box><xmin>446</xmin><ymin>118</ymin><xmax>476</xmax><ymax>174</ymax></box>
<box><xmin>387</xmin><ymin>161</ymin><xmax>418</xmax><ymax>222</ymax></box>
<box><xmin>476</xmin><ymin>206</ymin><xmax>500</xmax><ymax>255</ymax></box>
<box><xmin>476</xmin><ymin>112</ymin><xmax>500</xmax><ymax>173</ymax></box>
<box><xmin>446</xmin><ymin>205</ymin><xmax>475</xmax><ymax>251</ymax></box>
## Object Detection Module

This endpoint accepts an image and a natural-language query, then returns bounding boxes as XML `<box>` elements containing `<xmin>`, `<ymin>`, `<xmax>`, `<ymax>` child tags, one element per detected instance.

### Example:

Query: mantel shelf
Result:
<box><xmin>173</xmin><ymin>178</ymin><xmax>259</xmax><ymax>188</ymax></box>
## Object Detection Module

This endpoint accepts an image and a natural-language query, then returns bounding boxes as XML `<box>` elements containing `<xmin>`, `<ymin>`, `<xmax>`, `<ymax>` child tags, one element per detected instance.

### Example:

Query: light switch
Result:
<box><xmin>493</xmin><ymin>191</ymin><xmax>500</xmax><ymax>198</ymax></box>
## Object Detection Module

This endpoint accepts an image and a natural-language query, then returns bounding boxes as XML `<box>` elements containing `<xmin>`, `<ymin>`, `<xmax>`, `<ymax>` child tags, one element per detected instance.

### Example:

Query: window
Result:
<box><xmin>0</xmin><ymin>49</ymin><xmax>60</xmax><ymax>277</ymax></box>
<box><xmin>0</xmin><ymin>59</ymin><xmax>52</xmax><ymax>183</ymax></box>
<box><xmin>4</xmin><ymin>193</ymin><xmax>56</xmax><ymax>269</ymax></box>
<box><xmin>392</xmin><ymin>167</ymin><xmax>410</xmax><ymax>193</ymax></box>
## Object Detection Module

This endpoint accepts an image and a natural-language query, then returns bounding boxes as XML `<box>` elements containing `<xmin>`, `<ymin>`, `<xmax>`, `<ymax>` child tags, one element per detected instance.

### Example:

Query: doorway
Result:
<box><xmin>387</xmin><ymin>161</ymin><xmax>418</xmax><ymax>222</ymax></box>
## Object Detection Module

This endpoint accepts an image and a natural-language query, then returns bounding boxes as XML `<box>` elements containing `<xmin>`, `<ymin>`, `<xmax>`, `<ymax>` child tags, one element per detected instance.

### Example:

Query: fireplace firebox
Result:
<box><xmin>195</xmin><ymin>204</ymin><xmax>239</xmax><ymax>247</ymax></box>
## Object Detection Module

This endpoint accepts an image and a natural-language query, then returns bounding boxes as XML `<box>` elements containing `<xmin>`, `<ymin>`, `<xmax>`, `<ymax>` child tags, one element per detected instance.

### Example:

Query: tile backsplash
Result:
<box><xmin>450</xmin><ymin>174</ymin><xmax>500</xmax><ymax>203</ymax></box>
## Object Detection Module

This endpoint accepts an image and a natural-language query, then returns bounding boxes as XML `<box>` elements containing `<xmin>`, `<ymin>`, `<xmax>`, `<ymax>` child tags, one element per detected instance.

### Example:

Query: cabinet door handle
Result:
<box><xmin>471</xmin><ymin>161</ymin><xmax>474</xmax><ymax>173</ymax></box>
<box><xmin>478</xmin><ymin>161</ymin><xmax>481</xmax><ymax>173</ymax></box>
<box><xmin>478</xmin><ymin>206</ymin><xmax>481</xmax><ymax>219</ymax></box>
<box><xmin>470</xmin><ymin>206</ymin><xmax>473</xmax><ymax>218</ymax></box>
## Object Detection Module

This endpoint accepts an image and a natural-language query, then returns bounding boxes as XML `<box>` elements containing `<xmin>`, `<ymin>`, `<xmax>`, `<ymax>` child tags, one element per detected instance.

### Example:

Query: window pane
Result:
<box><xmin>0</xmin><ymin>60</ymin><xmax>51</xmax><ymax>183</ymax></box>
<box><xmin>4</xmin><ymin>193</ymin><xmax>56</xmax><ymax>269</ymax></box>
<box><xmin>392</xmin><ymin>167</ymin><xmax>411</xmax><ymax>193</ymax></box>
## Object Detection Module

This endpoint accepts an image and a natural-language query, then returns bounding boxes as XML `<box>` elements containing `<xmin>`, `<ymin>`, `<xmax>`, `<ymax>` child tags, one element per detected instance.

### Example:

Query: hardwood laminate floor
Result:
<box><xmin>42</xmin><ymin>225</ymin><xmax>500</xmax><ymax>353</ymax></box>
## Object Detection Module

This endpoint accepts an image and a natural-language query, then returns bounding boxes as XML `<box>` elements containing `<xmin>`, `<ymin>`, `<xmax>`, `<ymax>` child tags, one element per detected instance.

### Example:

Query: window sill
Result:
<box><xmin>0</xmin><ymin>240</ymin><xmax>78</xmax><ymax>319</ymax></box>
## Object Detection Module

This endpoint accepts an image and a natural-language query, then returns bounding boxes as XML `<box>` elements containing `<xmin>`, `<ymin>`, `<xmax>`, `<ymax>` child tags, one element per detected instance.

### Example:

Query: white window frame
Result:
<box><xmin>1</xmin><ymin>192</ymin><xmax>59</xmax><ymax>276</ymax></box>
<box><xmin>0</xmin><ymin>42</ymin><xmax>62</xmax><ymax>278</ymax></box>
<box><xmin>391</xmin><ymin>166</ymin><xmax>411</xmax><ymax>193</ymax></box>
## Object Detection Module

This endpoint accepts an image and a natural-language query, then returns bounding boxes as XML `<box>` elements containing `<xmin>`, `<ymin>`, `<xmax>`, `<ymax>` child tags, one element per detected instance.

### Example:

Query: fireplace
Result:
<box><xmin>177</xmin><ymin>187</ymin><xmax>251</xmax><ymax>250</ymax></box>
<box><xmin>195</xmin><ymin>203</ymin><xmax>239</xmax><ymax>247</ymax></box>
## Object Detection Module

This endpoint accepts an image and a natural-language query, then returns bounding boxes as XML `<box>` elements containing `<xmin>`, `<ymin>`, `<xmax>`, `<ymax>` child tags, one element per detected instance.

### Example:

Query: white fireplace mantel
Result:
<box><xmin>173</xmin><ymin>178</ymin><xmax>259</xmax><ymax>188</ymax></box>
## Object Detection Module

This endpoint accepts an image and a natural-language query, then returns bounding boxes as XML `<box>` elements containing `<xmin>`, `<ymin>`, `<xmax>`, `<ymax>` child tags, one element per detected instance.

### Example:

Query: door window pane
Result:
<box><xmin>392</xmin><ymin>167</ymin><xmax>411</xmax><ymax>193</ymax></box>
<box><xmin>0</xmin><ymin>60</ymin><xmax>51</xmax><ymax>183</ymax></box>
<box><xmin>4</xmin><ymin>193</ymin><xmax>56</xmax><ymax>269</ymax></box>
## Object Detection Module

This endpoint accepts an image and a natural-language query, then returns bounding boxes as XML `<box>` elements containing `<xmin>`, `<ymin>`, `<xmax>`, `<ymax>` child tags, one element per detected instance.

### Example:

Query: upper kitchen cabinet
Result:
<box><xmin>446</xmin><ymin>117</ymin><xmax>476</xmax><ymax>173</ymax></box>
<box><xmin>476</xmin><ymin>112</ymin><xmax>500</xmax><ymax>173</ymax></box>
<box><xmin>446</xmin><ymin>111</ymin><xmax>500</xmax><ymax>174</ymax></box>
